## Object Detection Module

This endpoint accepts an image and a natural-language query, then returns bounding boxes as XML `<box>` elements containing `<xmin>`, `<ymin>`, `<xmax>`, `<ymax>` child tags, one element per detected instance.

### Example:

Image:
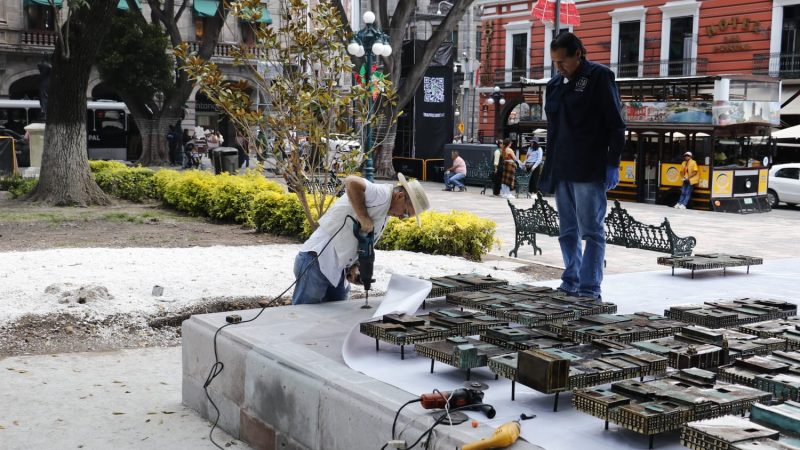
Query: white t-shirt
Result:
<box><xmin>301</xmin><ymin>181</ymin><xmax>392</xmax><ymax>286</ymax></box>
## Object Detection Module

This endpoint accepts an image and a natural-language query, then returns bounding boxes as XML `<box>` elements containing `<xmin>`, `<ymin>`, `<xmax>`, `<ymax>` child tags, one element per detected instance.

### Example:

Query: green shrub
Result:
<box><xmin>377</xmin><ymin>210</ymin><xmax>497</xmax><ymax>260</ymax></box>
<box><xmin>207</xmin><ymin>171</ymin><xmax>284</xmax><ymax>222</ymax></box>
<box><xmin>159</xmin><ymin>170</ymin><xmax>219</xmax><ymax>216</ymax></box>
<box><xmin>152</xmin><ymin>169</ymin><xmax>181</xmax><ymax>199</ymax></box>
<box><xmin>94</xmin><ymin>167</ymin><xmax>157</xmax><ymax>202</ymax></box>
<box><xmin>7</xmin><ymin>177</ymin><xmax>38</xmax><ymax>198</ymax></box>
<box><xmin>88</xmin><ymin>160</ymin><xmax>128</xmax><ymax>173</ymax></box>
<box><xmin>1</xmin><ymin>176</ymin><xmax>23</xmax><ymax>191</ymax></box>
<box><xmin>248</xmin><ymin>190</ymin><xmax>306</xmax><ymax>236</ymax></box>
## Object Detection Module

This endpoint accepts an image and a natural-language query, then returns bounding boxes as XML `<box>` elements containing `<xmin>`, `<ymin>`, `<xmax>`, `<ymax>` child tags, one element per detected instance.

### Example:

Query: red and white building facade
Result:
<box><xmin>473</xmin><ymin>0</ymin><xmax>800</xmax><ymax>141</ymax></box>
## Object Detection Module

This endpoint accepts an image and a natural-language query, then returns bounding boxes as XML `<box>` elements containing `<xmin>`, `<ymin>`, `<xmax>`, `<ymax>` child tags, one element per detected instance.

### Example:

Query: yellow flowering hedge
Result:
<box><xmin>377</xmin><ymin>210</ymin><xmax>497</xmax><ymax>260</ymax></box>
<box><xmin>85</xmin><ymin>164</ymin><xmax>497</xmax><ymax>258</ymax></box>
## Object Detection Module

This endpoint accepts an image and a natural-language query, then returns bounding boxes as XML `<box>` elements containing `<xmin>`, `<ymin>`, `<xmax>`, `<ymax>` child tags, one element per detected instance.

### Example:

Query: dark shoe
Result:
<box><xmin>442</xmin><ymin>187</ymin><xmax>453</xmax><ymax>191</ymax></box>
<box><xmin>557</xmin><ymin>287</ymin><xmax>578</xmax><ymax>297</ymax></box>
<box><xmin>457</xmin><ymin>186</ymin><xmax>466</xmax><ymax>192</ymax></box>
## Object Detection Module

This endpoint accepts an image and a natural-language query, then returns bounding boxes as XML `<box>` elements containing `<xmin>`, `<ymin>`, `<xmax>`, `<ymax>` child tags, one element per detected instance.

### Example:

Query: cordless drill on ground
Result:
<box><xmin>419</xmin><ymin>388</ymin><xmax>496</xmax><ymax>419</ymax></box>
<box><xmin>353</xmin><ymin>221</ymin><xmax>375</xmax><ymax>309</ymax></box>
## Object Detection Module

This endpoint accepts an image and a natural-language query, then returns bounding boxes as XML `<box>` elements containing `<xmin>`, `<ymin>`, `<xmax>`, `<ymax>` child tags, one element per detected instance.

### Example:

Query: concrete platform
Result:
<box><xmin>182</xmin><ymin>300</ymin><xmax>542</xmax><ymax>450</ymax></box>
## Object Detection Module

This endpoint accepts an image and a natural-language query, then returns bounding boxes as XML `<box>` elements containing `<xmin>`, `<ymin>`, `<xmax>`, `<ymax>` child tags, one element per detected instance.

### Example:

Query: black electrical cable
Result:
<box><xmin>405</xmin><ymin>403</ymin><xmax>495</xmax><ymax>450</ymax></box>
<box><xmin>204</xmin><ymin>215</ymin><xmax>360</xmax><ymax>449</ymax></box>
<box><xmin>392</xmin><ymin>398</ymin><xmax>422</xmax><ymax>440</ymax></box>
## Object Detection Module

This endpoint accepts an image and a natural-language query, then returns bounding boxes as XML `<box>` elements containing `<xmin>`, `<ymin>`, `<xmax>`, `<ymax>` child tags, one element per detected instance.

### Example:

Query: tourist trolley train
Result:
<box><xmin>0</xmin><ymin>99</ymin><xmax>134</xmax><ymax>161</ymax></box>
<box><xmin>519</xmin><ymin>74</ymin><xmax>780</xmax><ymax>213</ymax></box>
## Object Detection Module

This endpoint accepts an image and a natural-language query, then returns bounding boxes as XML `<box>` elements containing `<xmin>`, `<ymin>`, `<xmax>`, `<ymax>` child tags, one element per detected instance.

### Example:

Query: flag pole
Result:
<box><xmin>553</xmin><ymin>0</ymin><xmax>561</xmax><ymax>39</ymax></box>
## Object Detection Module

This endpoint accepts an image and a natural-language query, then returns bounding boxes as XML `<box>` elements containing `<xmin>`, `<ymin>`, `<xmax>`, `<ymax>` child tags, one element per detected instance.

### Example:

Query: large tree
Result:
<box><xmin>27</xmin><ymin>0</ymin><xmax>118</xmax><ymax>205</ymax></box>
<box><xmin>96</xmin><ymin>12</ymin><xmax>175</xmax><ymax>165</ymax></box>
<box><xmin>96</xmin><ymin>0</ymin><xmax>230</xmax><ymax>166</ymax></box>
<box><xmin>335</xmin><ymin>0</ymin><xmax>477</xmax><ymax>178</ymax></box>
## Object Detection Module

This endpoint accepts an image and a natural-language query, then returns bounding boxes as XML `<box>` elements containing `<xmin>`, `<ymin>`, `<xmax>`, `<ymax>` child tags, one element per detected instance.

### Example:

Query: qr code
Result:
<box><xmin>423</xmin><ymin>77</ymin><xmax>445</xmax><ymax>103</ymax></box>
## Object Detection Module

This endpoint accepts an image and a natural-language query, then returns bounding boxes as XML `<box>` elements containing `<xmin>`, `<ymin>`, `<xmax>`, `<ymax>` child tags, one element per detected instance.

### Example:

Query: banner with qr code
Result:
<box><xmin>414</xmin><ymin>66</ymin><xmax>453</xmax><ymax>159</ymax></box>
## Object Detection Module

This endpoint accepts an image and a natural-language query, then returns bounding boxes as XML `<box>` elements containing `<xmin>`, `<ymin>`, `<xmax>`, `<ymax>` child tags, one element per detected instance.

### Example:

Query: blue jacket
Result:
<box><xmin>539</xmin><ymin>59</ymin><xmax>626</xmax><ymax>193</ymax></box>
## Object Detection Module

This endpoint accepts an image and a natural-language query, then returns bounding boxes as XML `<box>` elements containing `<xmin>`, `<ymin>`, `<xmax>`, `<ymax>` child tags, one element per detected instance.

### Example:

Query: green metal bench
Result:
<box><xmin>508</xmin><ymin>192</ymin><xmax>697</xmax><ymax>258</ymax></box>
<box><xmin>462</xmin><ymin>160</ymin><xmax>494</xmax><ymax>194</ymax></box>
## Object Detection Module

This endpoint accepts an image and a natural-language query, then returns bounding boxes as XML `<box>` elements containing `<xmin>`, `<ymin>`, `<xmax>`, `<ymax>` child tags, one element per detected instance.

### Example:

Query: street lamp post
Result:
<box><xmin>485</xmin><ymin>86</ymin><xmax>505</xmax><ymax>141</ymax></box>
<box><xmin>347</xmin><ymin>11</ymin><xmax>392</xmax><ymax>182</ymax></box>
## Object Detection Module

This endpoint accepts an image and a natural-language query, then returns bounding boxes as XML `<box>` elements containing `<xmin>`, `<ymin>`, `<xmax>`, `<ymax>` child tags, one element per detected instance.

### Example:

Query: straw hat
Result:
<box><xmin>397</xmin><ymin>173</ymin><xmax>430</xmax><ymax>226</ymax></box>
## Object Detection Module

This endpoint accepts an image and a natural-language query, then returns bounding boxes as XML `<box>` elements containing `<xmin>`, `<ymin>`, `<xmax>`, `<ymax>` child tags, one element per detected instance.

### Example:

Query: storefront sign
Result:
<box><xmin>712</xmin><ymin>101</ymin><xmax>780</xmax><ymax>126</ymax></box>
<box><xmin>705</xmin><ymin>16</ymin><xmax>762</xmax><ymax>37</ymax></box>
<box><xmin>623</xmin><ymin>101</ymin><xmax>712</xmax><ymax>124</ymax></box>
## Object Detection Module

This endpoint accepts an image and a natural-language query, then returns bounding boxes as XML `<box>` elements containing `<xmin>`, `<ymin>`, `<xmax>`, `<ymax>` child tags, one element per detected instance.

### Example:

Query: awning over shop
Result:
<box><xmin>24</xmin><ymin>0</ymin><xmax>63</xmax><ymax>7</ymax></box>
<box><xmin>117</xmin><ymin>0</ymin><xmax>141</xmax><ymax>11</ymax></box>
<box><xmin>241</xmin><ymin>6</ymin><xmax>272</xmax><ymax>24</ymax></box>
<box><xmin>193</xmin><ymin>0</ymin><xmax>219</xmax><ymax>17</ymax></box>
<box><xmin>772</xmin><ymin>124</ymin><xmax>800</xmax><ymax>139</ymax></box>
<box><xmin>781</xmin><ymin>85</ymin><xmax>800</xmax><ymax>115</ymax></box>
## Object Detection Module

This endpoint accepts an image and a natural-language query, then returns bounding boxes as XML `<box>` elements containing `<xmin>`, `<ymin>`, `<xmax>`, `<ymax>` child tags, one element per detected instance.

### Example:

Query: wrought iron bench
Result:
<box><xmin>462</xmin><ymin>160</ymin><xmax>494</xmax><ymax>194</ymax></box>
<box><xmin>302</xmin><ymin>173</ymin><xmax>344</xmax><ymax>197</ymax></box>
<box><xmin>508</xmin><ymin>192</ymin><xmax>697</xmax><ymax>258</ymax></box>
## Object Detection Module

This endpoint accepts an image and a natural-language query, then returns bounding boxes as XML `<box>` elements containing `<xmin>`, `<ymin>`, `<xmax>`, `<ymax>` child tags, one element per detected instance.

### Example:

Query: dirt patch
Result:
<box><xmin>0</xmin><ymin>296</ymin><xmax>292</xmax><ymax>357</ymax></box>
<box><xmin>0</xmin><ymin>192</ymin><xmax>295</xmax><ymax>251</ymax></box>
<box><xmin>512</xmin><ymin>263</ymin><xmax>563</xmax><ymax>281</ymax></box>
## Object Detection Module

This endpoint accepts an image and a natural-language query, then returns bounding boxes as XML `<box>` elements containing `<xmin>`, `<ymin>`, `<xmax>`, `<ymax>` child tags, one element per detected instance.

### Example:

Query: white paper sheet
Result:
<box><xmin>371</xmin><ymin>274</ymin><xmax>432</xmax><ymax>318</ymax></box>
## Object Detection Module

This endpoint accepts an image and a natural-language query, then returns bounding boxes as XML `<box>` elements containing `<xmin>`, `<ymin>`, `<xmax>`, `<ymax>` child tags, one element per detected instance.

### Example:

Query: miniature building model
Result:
<box><xmin>573</xmin><ymin>368</ymin><xmax>772</xmax><ymax>448</ymax></box>
<box><xmin>665</xmin><ymin>300</ymin><xmax>797</xmax><ymax>328</ymax></box>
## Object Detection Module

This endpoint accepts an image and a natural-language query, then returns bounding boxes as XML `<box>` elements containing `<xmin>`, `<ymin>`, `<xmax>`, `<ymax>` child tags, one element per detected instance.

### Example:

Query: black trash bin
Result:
<box><xmin>212</xmin><ymin>147</ymin><xmax>239</xmax><ymax>175</ymax></box>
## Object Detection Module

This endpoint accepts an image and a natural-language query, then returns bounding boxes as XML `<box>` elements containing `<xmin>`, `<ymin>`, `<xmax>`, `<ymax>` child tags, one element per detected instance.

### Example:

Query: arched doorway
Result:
<box><xmin>91</xmin><ymin>83</ymin><xmax>122</xmax><ymax>101</ymax></box>
<box><xmin>9</xmin><ymin>75</ymin><xmax>42</xmax><ymax>100</ymax></box>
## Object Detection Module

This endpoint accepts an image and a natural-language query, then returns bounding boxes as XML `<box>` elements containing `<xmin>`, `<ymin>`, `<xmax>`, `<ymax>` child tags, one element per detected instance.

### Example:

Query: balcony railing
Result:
<box><xmin>479</xmin><ymin>58</ymin><xmax>708</xmax><ymax>86</ymax></box>
<box><xmin>19</xmin><ymin>30</ymin><xmax>57</xmax><ymax>47</ymax></box>
<box><xmin>609</xmin><ymin>58</ymin><xmax>708</xmax><ymax>78</ymax></box>
<box><xmin>753</xmin><ymin>53</ymin><xmax>800</xmax><ymax>78</ymax></box>
<box><xmin>187</xmin><ymin>41</ymin><xmax>269</xmax><ymax>60</ymax></box>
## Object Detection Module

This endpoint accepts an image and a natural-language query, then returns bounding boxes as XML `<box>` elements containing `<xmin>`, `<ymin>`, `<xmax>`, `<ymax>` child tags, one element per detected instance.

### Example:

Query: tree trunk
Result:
<box><xmin>27</xmin><ymin>0</ymin><xmax>116</xmax><ymax>206</ymax></box>
<box><xmin>135</xmin><ymin>115</ymin><xmax>174</xmax><ymax>166</ymax></box>
<box><xmin>374</xmin><ymin>116</ymin><xmax>397</xmax><ymax>179</ymax></box>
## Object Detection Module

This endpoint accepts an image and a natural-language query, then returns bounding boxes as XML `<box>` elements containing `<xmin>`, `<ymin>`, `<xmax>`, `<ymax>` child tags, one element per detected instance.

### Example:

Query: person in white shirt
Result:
<box><xmin>524</xmin><ymin>139</ymin><xmax>543</xmax><ymax>193</ymax></box>
<box><xmin>291</xmin><ymin>174</ymin><xmax>430</xmax><ymax>304</ymax></box>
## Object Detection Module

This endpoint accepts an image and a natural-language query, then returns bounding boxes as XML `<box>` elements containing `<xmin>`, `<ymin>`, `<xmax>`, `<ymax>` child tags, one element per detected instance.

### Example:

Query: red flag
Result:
<box><xmin>531</xmin><ymin>0</ymin><xmax>580</xmax><ymax>27</ymax></box>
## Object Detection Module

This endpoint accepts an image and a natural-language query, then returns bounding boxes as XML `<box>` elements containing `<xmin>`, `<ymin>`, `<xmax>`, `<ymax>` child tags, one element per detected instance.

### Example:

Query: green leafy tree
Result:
<box><xmin>181</xmin><ymin>0</ymin><xmax>398</xmax><ymax>230</ymax></box>
<box><xmin>26</xmin><ymin>0</ymin><xmax>117</xmax><ymax>205</ymax></box>
<box><xmin>97</xmin><ymin>12</ymin><xmax>175</xmax><ymax>164</ymax></box>
<box><xmin>95</xmin><ymin>0</ymin><xmax>231</xmax><ymax>165</ymax></box>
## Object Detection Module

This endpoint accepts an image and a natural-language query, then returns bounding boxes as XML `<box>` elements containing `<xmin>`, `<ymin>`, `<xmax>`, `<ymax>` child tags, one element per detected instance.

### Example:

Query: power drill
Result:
<box><xmin>419</xmin><ymin>388</ymin><xmax>496</xmax><ymax>419</ymax></box>
<box><xmin>353</xmin><ymin>221</ymin><xmax>375</xmax><ymax>309</ymax></box>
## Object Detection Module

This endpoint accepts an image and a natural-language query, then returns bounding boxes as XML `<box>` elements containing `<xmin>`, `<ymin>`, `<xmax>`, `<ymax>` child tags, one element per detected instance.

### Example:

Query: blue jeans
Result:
<box><xmin>678</xmin><ymin>181</ymin><xmax>694</xmax><ymax>206</ymax></box>
<box><xmin>444</xmin><ymin>172</ymin><xmax>466</xmax><ymax>189</ymax></box>
<box><xmin>291</xmin><ymin>252</ymin><xmax>349</xmax><ymax>304</ymax></box>
<box><xmin>554</xmin><ymin>180</ymin><xmax>608</xmax><ymax>299</ymax></box>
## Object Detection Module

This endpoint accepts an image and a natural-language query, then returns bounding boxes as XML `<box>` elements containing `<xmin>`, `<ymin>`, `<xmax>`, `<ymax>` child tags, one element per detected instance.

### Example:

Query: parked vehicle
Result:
<box><xmin>0</xmin><ymin>127</ymin><xmax>29</xmax><ymax>167</ymax></box>
<box><xmin>768</xmin><ymin>163</ymin><xmax>800</xmax><ymax>207</ymax></box>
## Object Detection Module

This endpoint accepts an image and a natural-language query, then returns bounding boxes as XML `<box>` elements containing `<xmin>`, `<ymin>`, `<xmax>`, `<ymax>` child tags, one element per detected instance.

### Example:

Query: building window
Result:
<box><xmin>659</xmin><ymin>1</ymin><xmax>700</xmax><ymax>77</ymax></box>
<box><xmin>511</xmin><ymin>33</ymin><xmax>527</xmax><ymax>79</ymax></box>
<box><xmin>475</xmin><ymin>27</ymin><xmax>481</xmax><ymax>62</ymax></box>
<box><xmin>618</xmin><ymin>22</ymin><xmax>640</xmax><ymax>77</ymax></box>
<box><xmin>504</xmin><ymin>21</ymin><xmax>530</xmax><ymax>83</ymax></box>
<box><xmin>195</xmin><ymin>16</ymin><xmax>208</xmax><ymax>41</ymax></box>
<box><xmin>26</xmin><ymin>5</ymin><xmax>56</xmax><ymax>31</ymax></box>
<box><xmin>610</xmin><ymin>6</ymin><xmax>647</xmax><ymax>77</ymax></box>
<box><xmin>668</xmin><ymin>16</ymin><xmax>693</xmax><ymax>75</ymax></box>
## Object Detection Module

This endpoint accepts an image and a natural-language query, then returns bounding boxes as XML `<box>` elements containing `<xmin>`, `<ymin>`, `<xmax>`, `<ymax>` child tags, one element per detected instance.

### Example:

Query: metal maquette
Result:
<box><xmin>740</xmin><ymin>316</ymin><xmax>800</xmax><ymax>350</ymax></box>
<box><xmin>573</xmin><ymin>368</ymin><xmax>772</xmax><ymax>449</ymax></box>
<box><xmin>681</xmin><ymin>401</ymin><xmax>800</xmax><ymax>450</ymax></box>
<box><xmin>657</xmin><ymin>253</ymin><xmax>764</xmax><ymax>278</ymax></box>
<box><xmin>546</xmin><ymin>312</ymin><xmax>687</xmax><ymax>344</ymax></box>
<box><xmin>718</xmin><ymin>349</ymin><xmax>800</xmax><ymax>402</ymax></box>
<box><xmin>665</xmin><ymin>300</ymin><xmax>797</xmax><ymax>329</ymax></box>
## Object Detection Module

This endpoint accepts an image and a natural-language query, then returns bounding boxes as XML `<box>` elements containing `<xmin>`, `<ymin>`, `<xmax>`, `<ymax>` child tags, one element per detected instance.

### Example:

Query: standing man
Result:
<box><xmin>443</xmin><ymin>150</ymin><xmax>467</xmax><ymax>191</ymax></box>
<box><xmin>538</xmin><ymin>32</ymin><xmax>626</xmax><ymax>300</ymax></box>
<box><xmin>524</xmin><ymin>139</ymin><xmax>543</xmax><ymax>194</ymax></box>
<box><xmin>492</xmin><ymin>139</ymin><xmax>503</xmax><ymax>196</ymax></box>
<box><xmin>675</xmin><ymin>151</ymin><xmax>699</xmax><ymax>209</ymax></box>
<box><xmin>292</xmin><ymin>174</ymin><xmax>430</xmax><ymax>304</ymax></box>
